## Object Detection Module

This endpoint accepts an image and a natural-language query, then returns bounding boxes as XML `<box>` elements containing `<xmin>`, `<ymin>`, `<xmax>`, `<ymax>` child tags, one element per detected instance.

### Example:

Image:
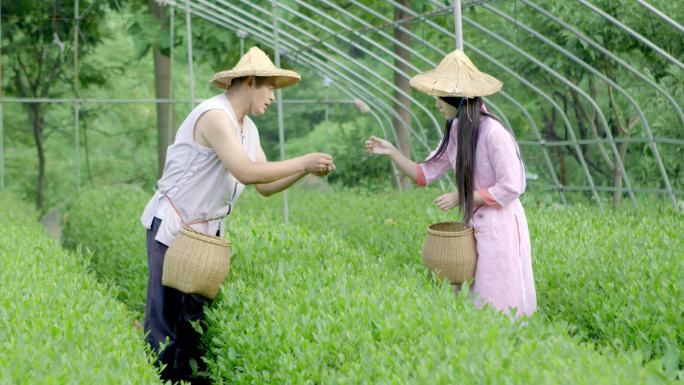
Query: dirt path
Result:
<box><xmin>41</xmin><ymin>210</ymin><xmax>62</xmax><ymax>241</ymax></box>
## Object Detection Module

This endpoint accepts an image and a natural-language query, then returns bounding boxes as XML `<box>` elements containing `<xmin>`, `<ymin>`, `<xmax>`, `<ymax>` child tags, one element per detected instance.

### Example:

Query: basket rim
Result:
<box><xmin>426</xmin><ymin>221</ymin><xmax>474</xmax><ymax>237</ymax></box>
<box><xmin>180</xmin><ymin>225</ymin><xmax>232</xmax><ymax>247</ymax></box>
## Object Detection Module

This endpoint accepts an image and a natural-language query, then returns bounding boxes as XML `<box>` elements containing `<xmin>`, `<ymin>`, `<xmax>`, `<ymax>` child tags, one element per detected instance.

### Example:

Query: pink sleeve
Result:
<box><xmin>416</xmin><ymin>164</ymin><xmax>427</xmax><ymax>186</ymax></box>
<box><xmin>479</xmin><ymin>187</ymin><xmax>502</xmax><ymax>208</ymax></box>
<box><xmin>417</xmin><ymin>138</ymin><xmax>451</xmax><ymax>186</ymax></box>
<box><xmin>484</xmin><ymin>125</ymin><xmax>526</xmax><ymax>207</ymax></box>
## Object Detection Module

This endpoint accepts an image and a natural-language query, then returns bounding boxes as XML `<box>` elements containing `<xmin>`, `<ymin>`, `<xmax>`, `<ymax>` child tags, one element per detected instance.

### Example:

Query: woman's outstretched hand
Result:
<box><xmin>365</xmin><ymin>136</ymin><xmax>395</xmax><ymax>155</ymax></box>
<box><xmin>434</xmin><ymin>192</ymin><xmax>460</xmax><ymax>211</ymax></box>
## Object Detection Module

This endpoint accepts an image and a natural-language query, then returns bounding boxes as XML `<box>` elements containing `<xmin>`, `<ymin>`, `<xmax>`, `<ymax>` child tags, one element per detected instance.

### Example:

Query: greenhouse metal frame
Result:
<box><xmin>1</xmin><ymin>0</ymin><xmax>682</xmax><ymax>218</ymax></box>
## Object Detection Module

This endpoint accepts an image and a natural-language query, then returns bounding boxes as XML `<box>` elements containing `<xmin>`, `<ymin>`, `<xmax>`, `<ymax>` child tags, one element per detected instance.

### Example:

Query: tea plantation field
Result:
<box><xmin>3</xmin><ymin>186</ymin><xmax>682</xmax><ymax>384</ymax></box>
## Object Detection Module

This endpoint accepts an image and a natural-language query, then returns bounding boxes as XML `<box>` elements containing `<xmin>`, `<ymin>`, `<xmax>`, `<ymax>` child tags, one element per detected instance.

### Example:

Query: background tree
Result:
<box><xmin>1</xmin><ymin>0</ymin><xmax>115</xmax><ymax>210</ymax></box>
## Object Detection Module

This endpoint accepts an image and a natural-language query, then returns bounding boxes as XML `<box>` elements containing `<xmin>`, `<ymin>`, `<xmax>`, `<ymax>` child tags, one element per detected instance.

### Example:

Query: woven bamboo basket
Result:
<box><xmin>421</xmin><ymin>222</ymin><xmax>477</xmax><ymax>285</ymax></box>
<box><xmin>162</xmin><ymin>225</ymin><xmax>232</xmax><ymax>299</ymax></box>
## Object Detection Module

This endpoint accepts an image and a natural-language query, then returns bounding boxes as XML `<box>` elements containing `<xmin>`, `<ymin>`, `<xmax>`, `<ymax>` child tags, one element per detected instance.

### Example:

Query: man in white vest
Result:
<box><xmin>140</xmin><ymin>46</ymin><xmax>335</xmax><ymax>384</ymax></box>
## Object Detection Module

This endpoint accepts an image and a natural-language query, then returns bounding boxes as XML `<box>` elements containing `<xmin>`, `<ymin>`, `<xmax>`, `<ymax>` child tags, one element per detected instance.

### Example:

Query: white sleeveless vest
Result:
<box><xmin>140</xmin><ymin>93</ymin><xmax>260</xmax><ymax>246</ymax></box>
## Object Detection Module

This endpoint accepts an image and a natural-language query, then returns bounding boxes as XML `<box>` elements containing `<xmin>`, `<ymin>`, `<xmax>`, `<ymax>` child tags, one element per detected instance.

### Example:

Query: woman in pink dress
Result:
<box><xmin>366</xmin><ymin>50</ymin><xmax>536</xmax><ymax>318</ymax></box>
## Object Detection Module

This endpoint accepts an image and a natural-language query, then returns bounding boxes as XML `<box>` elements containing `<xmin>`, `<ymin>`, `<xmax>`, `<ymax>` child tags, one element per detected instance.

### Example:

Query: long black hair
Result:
<box><xmin>426</xmin><ymin>96</ymin><xmax>484</xmax><ymax>223</ymax></box>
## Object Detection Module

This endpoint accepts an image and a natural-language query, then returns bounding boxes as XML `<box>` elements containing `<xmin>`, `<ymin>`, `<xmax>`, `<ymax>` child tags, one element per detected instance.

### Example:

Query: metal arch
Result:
<box><xmin>181</xmin><ymin>1</ymin><xmax>434</xmax><ymax>152</ymax></box>
<box><xmin>467</xmin><ymin>45</ymin><xmax>602</xmax><ymax>207</ymax></box>
<box><xmin>522</xmin><ymin>0</ymin><xmax>684</xmax><ymax>129</ymax></box>
<box><xmin>319</xmin><ymin>0</ymin><xmax>517</xmax><ymax>135</ymax></box>
<box><xmin>172</xmin><ymin>1</ymin><xmax>451</xmax><ymax>190</ymax></box>
<box><xmin>175</xmin><ymin>1</ymin><xmax>456</xmax><ymax>190</ymax></box>
<box><xmin>384</xmin><ymin>0</ymin><xmax>593</xmax><ymax>205</ymax></box>
<box><xmin>296</xmin><ymin>0</ymin><xmax>448</xmax><ymax>137</ymax></box>
<box><xmin>184</xmin><ymin>0</ymin><xmax>195</xmax><ymax>106</ymax></box>
<box><xmin>578</xmin><ymin>0</ymin><xmax>684</xmax><ymax>72</ymax></box>
<box><xmin>348</xmin><ymin>0</ymin><xmax>457</xmax><ymax>62</ymax></box>
<box><xmin>300</xmin><ymin>0</ymin><xmax>418</xmax><ymax>76</ymax></box>
<box><xmin>268</xmin><ymin>1</ymin><xmax>439</xmax><ymax>141</ymax></box>
<box><xmin>635</xmin><ymin>0</ymin><xmax>684</xmax><ymax>34</ymax></box>
<box><xmin>224</xmin><ymin>0</ymin><xmax>438</xmax><ymax>148</ymax></box>
<box><xmin>172</xmin><ymin>1</ymin><xmax>407</xmax><ymax>187</ymax></box>
<box><xmin>265</xmin><ymin>0</ymin><xmax>442</xmax><ymax>138</ymax></box>
<box><xmin>495</xmin><ymin>91</ymin><xmax>568</xmax><ymax>204</ymax></box>
<box><xmin>457</xmin><ymin>15</ymin><xmax>637</xmax><ymax>207</ymax></box>
<box><xmin>335</xmin><ymin>0</ymin><xmax>450</xmax><ymax>69</ymax></box>
<box><xmin>330</xmin><ymin>83</ymin><xmax>402</xmax><ymax>188</ymax></box>
<box><xmin>278</xmin><ymin>0</ymin><xmax>441</xmax><ymax>144</ymax></box>
<box><xmin>308</xmin><ymin>0</ymin><xmax>516</xmax><ymax>138</ymax></box>
<box><xmin>222</xmin><ymin>0</ymin><xmax>436</xmax><ymax>141</ymax></box>
<box><xmin>483</xmin><ymin>3</ymin><xmax>676</xmax><ymax>207</ymax></box>
<box><xmin>185</xmin><ymin>0</ymin><xmax>432</xmax><ymax>151</ymax></box>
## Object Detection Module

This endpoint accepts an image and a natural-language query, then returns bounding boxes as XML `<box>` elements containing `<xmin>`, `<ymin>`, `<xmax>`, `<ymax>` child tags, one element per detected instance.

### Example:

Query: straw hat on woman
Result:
<box><xmin>366</xmin><ymin>49</ymin><xmax>536</xmax><ymax>318</ymax></box>
<box><xmin>140</xmin><ymin>46</ymin><xmax>335</xmax><ymax>384</ymax></box>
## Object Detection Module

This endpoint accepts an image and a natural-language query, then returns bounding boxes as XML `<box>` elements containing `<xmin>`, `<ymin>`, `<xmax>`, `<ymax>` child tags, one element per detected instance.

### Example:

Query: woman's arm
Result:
<box><xmin>434</xmin><ymin>190</ymin><xmax>485</xmax><ymax>211</ymax></box>
<box><xmin>366</xmin><ymin>136</ymin><xmax>418</xmax><ymax>182</ymax></box>
<box><xmin>366</xmin><ymin>135</ymin><xmax>452</xmax><ymax>187</ymax></box>
<box><xmin>198</xmin><ymin>110</ymin><xmax>333</xmax><ymax>185</ymax></box>
<box><xmin>479</xmin><ymin>124</ymin><xmax>526</xmax><ymax>208</ymax></box>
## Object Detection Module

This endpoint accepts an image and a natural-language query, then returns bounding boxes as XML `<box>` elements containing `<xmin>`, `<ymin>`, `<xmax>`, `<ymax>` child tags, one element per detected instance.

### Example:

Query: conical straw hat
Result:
<box><xmin>211</xmin><ymin>46</ymin><xmax>301</xmax><ymax>89</ymax></box>
<box><xmin>410</xmin><ymin>50</ymin><xmax>502</xmax><ymax>98</ymax></box>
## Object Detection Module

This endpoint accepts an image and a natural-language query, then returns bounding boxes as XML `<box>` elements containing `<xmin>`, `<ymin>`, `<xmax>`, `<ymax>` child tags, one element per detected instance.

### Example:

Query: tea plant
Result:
<box><xmin>235</xmin><ymin>188</ymin><xmax>684</xmax><ymax>377</ymax></box>
<box><xmin>0</xmin><ymin>192</ymin><xmax>161</xmax><ymax>384</ymax></box>
<box><xmin>63</xmin><ymin>185</ymin><xmax>150</xmax><ymax>318</ymax></box>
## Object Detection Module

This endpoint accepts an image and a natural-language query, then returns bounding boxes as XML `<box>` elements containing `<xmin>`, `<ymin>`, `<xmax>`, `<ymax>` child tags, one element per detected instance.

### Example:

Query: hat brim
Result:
<box><xmin>410</xmin><ymin>71</ymin><xmax>502</xmax><ymax>98</ymax></box>
<box><xmin>211</xmin><ymin>69</ymin><xmax>301</xmax><ymax>89</ymax></box>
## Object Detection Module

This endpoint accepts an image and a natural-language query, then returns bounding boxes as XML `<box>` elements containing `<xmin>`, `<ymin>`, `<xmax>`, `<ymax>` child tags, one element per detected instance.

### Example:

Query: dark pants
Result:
<box><xmin>145</xmin><ymin>217</ymin><xmax>212</xmax><ymax>384</ymax></box>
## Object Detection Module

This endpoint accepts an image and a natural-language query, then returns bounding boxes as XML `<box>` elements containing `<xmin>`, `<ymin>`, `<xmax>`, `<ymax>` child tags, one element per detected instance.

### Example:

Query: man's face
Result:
<box><xmin>250</xmin><ymin>78</ymin><xmax>276</xmax><ymax>116</ymax></box>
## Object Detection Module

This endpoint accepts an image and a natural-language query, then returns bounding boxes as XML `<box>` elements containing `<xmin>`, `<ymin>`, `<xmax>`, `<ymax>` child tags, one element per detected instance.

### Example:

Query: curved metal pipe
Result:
<box><xmin>635</xmin><ymin>0</ymin><xmax>684</xmax><ymax>34</ymax></box>
<box><xmin>185</xmin><ymin>0</ymin><xmax>432</xmax><ymax>152</ymax></box>
<box><xmin>496</xmin><ymin>91</ymin><xmax>568</xmax><ymax>204</ymax></box>
<box><xmin>484</xmin><ymin>3</ymin><xmax>675</xmax><ymax>206</ymax></box>
<box><xmin>184</xmin><ymin>1</ymin><xmax>458</xmax><ymax>191</ymax></box>
<box><xmin>578</xmin><ymin>0</ymin><xmax>684</xmax><ymax>72</ymax></box>
<box><xmin>522</xmin><ymin>0</ymin><xmax>684</xmax><ymax>128</ymax></box>
<box><xmin>178</xmin><ymin>1</ymin><xmax>419</xmax><ymax>189</ymax></box>
<box><xmin>228</xmin><ymin>0</ymin><xmax>436</xmax><ymax>140</ymax></box>
<box><xmin>274</xmin><ymin>0</ymin><xmax>440</xmax><ymax>137</ymax></box>
<box><xmin>460</xmin><ymin>15</ymin><xmax>637</xmax><ymax>207</ymax></box>
<box><xmin>388</xmin><ymin>0</ymin><xmax>598</xmax><ymax>206</ymax></box>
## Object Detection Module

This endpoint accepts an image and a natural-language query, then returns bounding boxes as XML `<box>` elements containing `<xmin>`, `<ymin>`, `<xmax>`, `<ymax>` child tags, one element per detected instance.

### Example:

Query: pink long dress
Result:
<box><xmin>417</xmin><ymin>115</ymin><xmax>537</xmax><ymax>318</ymax></box>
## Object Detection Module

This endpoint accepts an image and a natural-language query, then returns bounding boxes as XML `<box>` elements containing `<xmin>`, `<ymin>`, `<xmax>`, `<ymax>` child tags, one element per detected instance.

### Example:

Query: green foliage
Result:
<box><xmin>1</xmin><ymin>0</ymin><xmax>114</xmax><ymax>94</ymax></box>
<box><xmin>4</xmin><ymin>1</ymin><xmax>683</xmax><ymax>211</ymax></box>
<box><xmin>286</xmin><ymin>116</ymin><xmax>394</xmax><ymax>189</ymax></box>
<box><xmin>63</xmin><ymin>185</ymin><xmax>150</xmax><ymax>318</ymax></box>
<box><xmin>0</xmin><ymin>192</ymin><xmax>161</xmax><ymax>384</ymax></box>
<box><xmin>59</xmin><ymin>185</ymin><xmax>683</xmax><ymax>382</ymax></box>
<box><xmin>234</xmin><ymin>189</ymin><xmax>684</xmax><ymax>378</ymax></box>
<box><xmin>205</xmin><ymin>215</ymin><xmax>669</xmax><ymax>384</ymax></box>
<box><xmin>530</xmin><ymin>204</ymin><xmax>684</xmax><ymax>376</ymax></box>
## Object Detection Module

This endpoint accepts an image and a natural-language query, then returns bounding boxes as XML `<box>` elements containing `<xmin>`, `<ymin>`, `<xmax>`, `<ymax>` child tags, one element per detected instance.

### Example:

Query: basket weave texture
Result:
<box><xmin>421</xmin><ymin>222</ymin><xmax>477</xmax><ymax>285</ymax></box>
<box><xmin>162</xmin><ymin>226</ymin><xmax>232</xmax><ymax>299</ymax></box>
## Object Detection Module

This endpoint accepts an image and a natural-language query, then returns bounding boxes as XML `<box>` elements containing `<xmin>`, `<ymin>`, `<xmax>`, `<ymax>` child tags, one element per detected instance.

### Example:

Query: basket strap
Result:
<box><xmin>163</xmin><ymin>194</ymin><xmax>227</xmax><ymax>226</ymax></box>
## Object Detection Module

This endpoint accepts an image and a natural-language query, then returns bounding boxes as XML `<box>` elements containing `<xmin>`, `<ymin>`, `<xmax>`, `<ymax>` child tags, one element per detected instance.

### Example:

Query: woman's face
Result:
<box><xmin>435</xmin><ymin>97</ymin><xmax>458</xmax><ymax>119</ymax></box>
<box><xmin>248</xmin><ymin>78</ymin><xmax>276</xmax><ymax>116</ymax></box>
